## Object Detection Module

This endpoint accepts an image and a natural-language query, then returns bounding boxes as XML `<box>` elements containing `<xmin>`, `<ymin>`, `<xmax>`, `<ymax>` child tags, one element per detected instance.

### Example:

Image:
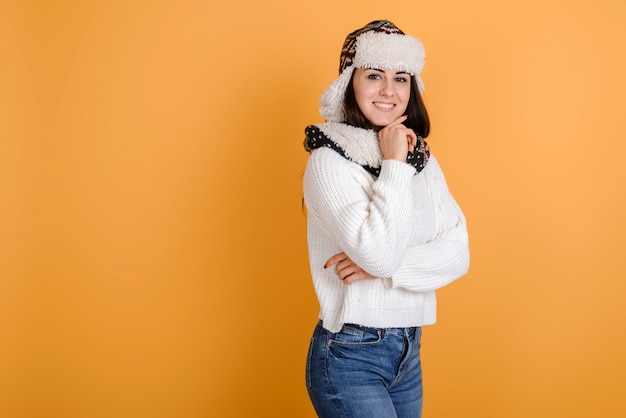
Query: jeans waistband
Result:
<box><xmin>329</xmin><ymin>321</ymin><xmax>420</xmax><ymax>338</ymax></box>
<box><xmin>383</xmin><ymin>326</ymin><xmax>420</xmax><ymax>337</ymax></box>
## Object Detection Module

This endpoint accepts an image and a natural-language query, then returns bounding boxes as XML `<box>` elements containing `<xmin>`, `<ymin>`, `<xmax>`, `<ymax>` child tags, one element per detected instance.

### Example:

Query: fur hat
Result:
<box><xmin>320</xmin><ymin>20</ymin><xmax>426</xmax><ymax>123</ymax></box>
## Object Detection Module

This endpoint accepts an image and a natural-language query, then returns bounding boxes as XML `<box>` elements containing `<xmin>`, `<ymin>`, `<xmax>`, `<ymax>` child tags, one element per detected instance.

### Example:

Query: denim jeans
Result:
<box><xmin>306</xmin><ymin>321</ymin><xmax>423</xmax><ymax>418</ymax></box>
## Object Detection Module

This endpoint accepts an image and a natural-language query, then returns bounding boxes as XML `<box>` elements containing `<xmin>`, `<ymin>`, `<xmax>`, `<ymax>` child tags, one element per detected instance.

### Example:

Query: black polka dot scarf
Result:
<box><xmin>304</xmin><ymin>124</ymin><xmax>430</xmax><ymax>177</ymax></box>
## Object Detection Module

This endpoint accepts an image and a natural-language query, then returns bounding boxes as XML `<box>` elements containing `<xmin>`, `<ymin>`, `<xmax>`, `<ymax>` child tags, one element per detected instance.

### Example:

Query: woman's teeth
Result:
<box><xmin>374</xmin><ymin>102</ymin><xmax>394</xmax><ymax>109</ymax></box>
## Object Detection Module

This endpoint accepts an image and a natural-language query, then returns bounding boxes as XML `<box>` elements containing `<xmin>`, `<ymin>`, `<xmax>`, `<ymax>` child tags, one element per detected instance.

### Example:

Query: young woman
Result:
<box><xmin>302</xmin><ymin>20</ymin><xmax>470</xmax><ymax>417</ymax></box>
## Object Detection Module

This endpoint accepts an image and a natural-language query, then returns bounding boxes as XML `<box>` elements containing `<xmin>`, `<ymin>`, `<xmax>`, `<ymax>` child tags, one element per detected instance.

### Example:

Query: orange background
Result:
<box><xmin>1</xmin><ymin>0</ymin><xmax>625</xmax><ymax>417</ymax></box>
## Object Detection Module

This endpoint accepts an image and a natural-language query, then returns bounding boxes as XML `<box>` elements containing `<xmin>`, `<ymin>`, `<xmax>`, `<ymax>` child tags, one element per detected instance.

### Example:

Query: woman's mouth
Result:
<box><xmin>374</xmin><ymin>102</ymin><xmax>394</xmax><ymax>110</ymax></box>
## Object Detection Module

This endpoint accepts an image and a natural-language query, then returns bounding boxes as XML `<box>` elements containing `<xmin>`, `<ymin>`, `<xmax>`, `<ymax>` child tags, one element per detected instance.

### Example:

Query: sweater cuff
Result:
<box><xmin>378</xmin><ymin>159</ymin><xmax>416</xmax><ymax>185</ymax></box>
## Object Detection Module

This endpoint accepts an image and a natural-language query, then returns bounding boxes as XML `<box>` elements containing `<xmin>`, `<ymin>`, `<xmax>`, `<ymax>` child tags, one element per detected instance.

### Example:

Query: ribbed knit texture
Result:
<box><xmin>303</xmin><ymin>146</ymin><xmax>469</xmax><ymax>333</ymax></box>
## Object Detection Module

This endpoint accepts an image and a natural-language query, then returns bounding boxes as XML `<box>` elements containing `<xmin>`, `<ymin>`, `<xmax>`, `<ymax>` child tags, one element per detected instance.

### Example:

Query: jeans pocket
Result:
<box><xmin>327</xmin><ymin>324</ymin><xmax>382</xmax><ymax>348</ymax></box>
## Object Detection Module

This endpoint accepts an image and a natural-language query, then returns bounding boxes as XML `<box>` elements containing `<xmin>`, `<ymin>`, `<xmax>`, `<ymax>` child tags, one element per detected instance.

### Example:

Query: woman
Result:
<box><xmin>302</xmin><ymin>20</ymin><xmax>470</xmax><ymax>417</ymax></box>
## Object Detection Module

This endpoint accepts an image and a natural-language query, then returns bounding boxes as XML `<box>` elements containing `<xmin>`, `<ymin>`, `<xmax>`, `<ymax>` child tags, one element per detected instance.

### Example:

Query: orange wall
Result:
<box><xmin>1</xmin><ymin>0</ymin><xmax>625</xmax><ymax>417</ymax></box>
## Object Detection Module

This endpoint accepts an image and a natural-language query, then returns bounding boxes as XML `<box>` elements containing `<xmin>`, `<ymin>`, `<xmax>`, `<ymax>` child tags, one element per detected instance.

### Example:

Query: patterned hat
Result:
<box><xmin>320</xmin><ymin>20</ymin><xmax>426</xmax><ymax>123</ymax></box>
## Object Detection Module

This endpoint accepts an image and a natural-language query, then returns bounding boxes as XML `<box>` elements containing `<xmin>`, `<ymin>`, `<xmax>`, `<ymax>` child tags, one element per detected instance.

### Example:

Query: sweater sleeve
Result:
<box><xmin>386</xmin><ymin>159</ymin><xmax>470</xmax><ymax>292</ymax></box>
<box><xmin>303</xmin><ymin>148</ymin><xmax>416</xmax><ymax>278</ymax></box>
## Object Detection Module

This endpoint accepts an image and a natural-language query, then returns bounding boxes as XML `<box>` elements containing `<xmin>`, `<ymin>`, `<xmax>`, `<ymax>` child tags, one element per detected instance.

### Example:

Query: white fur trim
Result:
<box><xmin>319</xmin><ymin>32</ymin><xmax>425</xmax><ymax>122</ymax></box>
<box><xmin>319</xmin><ymin>67</ymin><xmax>354</xmax><ymax>122</ymax></box>
<box><xmin>316</xmin><ymin>122</ymin><xmax>382</xmax><ymax>167</ymax></box>
<box><xmin>354</xmin><ymin>32</ymin><xmax>425</xmax><ymax>89</ymax></box>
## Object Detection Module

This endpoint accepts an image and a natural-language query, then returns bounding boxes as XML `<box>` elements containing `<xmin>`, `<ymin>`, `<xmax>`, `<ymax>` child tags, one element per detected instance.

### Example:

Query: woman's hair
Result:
<box><xmin>343</xmin><ymin>73</ymin><xmax>430</xmax><ymax>138</ymax></box>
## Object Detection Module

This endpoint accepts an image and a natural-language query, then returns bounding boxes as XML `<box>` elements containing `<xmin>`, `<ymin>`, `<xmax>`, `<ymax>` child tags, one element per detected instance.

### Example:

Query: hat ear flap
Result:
<box><xmin>320</xmin><ymin>67</ymin><xmax>354</xmax><ymax>122</ymax></box>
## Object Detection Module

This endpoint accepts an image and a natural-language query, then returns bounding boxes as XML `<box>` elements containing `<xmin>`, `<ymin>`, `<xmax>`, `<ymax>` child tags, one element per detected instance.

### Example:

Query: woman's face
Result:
<box><xmin>352</xmin><ymin>67</ymin><xmax>411</xmax><ymax>130</ymax></box>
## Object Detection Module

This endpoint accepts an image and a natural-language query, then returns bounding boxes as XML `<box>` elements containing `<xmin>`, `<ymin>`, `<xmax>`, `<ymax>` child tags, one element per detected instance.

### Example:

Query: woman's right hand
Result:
<box><xmin>378</xmin><ymin>115</ymin><xmax>417</xmax><ymax>161</ymax></box>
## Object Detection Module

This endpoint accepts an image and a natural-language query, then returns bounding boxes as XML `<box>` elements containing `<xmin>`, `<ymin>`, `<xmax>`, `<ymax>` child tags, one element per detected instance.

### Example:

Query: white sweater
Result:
<box><xmin>303</xmin><ymin>123</ymin><xmax>469</xmax><ymax>333</ymax></box>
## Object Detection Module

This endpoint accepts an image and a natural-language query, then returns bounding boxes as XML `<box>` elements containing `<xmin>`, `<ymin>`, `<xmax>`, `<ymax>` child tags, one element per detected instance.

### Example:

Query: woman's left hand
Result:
<box><xmin>324</xmin><ymin>252</ymin><xmax>376</xmax><ymax>284</ymax></box>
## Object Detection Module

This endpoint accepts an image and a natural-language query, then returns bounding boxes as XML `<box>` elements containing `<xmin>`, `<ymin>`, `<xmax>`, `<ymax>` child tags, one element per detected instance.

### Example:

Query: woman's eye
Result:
<box><xmin>367</xmin><ymin>74</ymin><xmax>381</xmax><ymax>80</ymax></box>
<box><xmin>395</xmin><ymin>77</ymin><xmax>409</xmax><ymax>83</ymax></box>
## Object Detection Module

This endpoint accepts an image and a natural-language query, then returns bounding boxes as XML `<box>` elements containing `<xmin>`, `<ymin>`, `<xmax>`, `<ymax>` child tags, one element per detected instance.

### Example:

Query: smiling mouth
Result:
<box><xmin>374</xmin><ymin>102</ymin><xmax>394</xmax><ymax>110</ymax></box>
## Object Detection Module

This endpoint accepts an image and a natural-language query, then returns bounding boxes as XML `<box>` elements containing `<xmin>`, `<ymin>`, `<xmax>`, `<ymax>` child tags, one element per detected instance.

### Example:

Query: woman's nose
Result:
<box><xmin>380</xmin><ymin>79</ymin><xmax>394</xmax><ymax>96</ymax></box>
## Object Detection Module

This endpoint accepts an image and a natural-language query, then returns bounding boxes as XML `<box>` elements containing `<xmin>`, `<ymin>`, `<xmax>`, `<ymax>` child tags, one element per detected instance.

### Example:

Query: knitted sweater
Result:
<box><xmin>303</xmin><ymin>123</ymin><xmax>469</xmax><ymax>333</ymax></box>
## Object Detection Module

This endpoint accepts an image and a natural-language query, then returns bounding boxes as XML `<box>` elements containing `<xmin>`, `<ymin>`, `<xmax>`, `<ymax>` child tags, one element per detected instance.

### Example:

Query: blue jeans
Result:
<box><xmin>306</xmin><ymin>321</ymin><xmax>423</xmax><ymax>418</ymax></box>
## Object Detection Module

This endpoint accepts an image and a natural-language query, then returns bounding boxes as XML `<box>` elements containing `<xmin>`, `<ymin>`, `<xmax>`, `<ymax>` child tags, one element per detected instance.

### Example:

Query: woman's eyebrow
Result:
<box><xmin>368</xmin><ymin>68</ymin><xmax>408</xmax><ymax>75</ymax></box>
<box><xmin>368</xmin><ymin>68</ymin><xmax>408</xmax><ymax>74</ymax></box>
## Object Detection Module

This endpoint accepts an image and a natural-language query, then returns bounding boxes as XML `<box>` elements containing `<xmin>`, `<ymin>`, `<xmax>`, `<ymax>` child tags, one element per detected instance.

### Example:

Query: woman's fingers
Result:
<box><xmin>379</xmin><ymin>123</ymin><xmax>418</xmax><ymax>160</ymax></box>
<box><xmin>325</xmin><ymin>253</ymin><xmax>376</xmax><ymax>284</ymax></box>
<box><xmin>407</xmin><ymin>129</ymin><xmax>417</xmax><ymax>153</ymax></box>
<box><xmin>324</xmin><ymin>252</ymin><xmax>347</xmax><ymax>269</ymax></box>
<box><xmin>339</xmin><ymin>265</ymin><xmax>376</xmax><ymax>283</ymax></box>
